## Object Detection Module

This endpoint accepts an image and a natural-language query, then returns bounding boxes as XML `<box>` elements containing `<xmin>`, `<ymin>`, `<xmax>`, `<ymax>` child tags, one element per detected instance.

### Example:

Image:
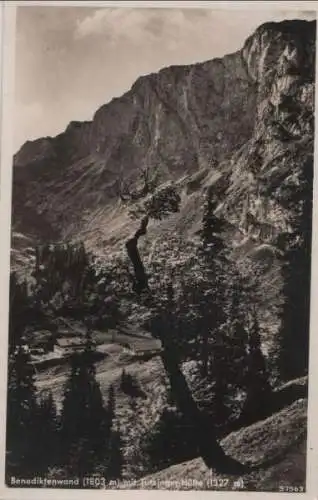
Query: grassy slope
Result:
<box><xmin>134</xmin><ymin>398</ymin><xmax>307</xmax><ymax>492</ymax></box>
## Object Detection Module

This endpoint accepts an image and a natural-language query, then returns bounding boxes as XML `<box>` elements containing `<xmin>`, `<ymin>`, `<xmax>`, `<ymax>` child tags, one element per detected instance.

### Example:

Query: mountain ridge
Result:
<box><xmin>14</xmin><ymin>19</ymin><xmax>314</xmax><ymax>159</ymax></box>
<box><xmin>11</xmin><ymin>18</ymin><xmax>315</xmax><ymax>288</ymax></box>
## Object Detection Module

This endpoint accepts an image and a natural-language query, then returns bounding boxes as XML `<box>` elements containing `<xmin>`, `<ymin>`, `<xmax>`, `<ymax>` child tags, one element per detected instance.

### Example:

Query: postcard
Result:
<box><xmin>0</xmin><ymin>1</ymin><xmax>317</xmax><ymax>498</ymax></box>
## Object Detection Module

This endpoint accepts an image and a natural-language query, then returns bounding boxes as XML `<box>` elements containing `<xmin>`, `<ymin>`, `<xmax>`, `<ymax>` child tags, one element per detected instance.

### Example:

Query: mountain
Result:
<box><xmin>12</xmin><ymin>20</ymin><xmax>314</xmax><ymax>257</ymax></box>
<box><xmin>11</xmin><ymin>19</ymin><xmax>315</xmax><ymax>355</ymax></box>
<box><xmin>7</xmin><ymin>18</ymin><xmax>315</xmax><ymax>488</ymax></box>
<box><xmin>12</xmin><ymin>46</ymin><xmax>256</xmax><ymax>247</ymax></box>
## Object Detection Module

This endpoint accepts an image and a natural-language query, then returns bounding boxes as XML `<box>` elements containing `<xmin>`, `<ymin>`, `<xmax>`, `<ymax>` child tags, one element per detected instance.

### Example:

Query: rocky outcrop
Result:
<box><xmin>216</xmin><ymin>20</ymin><xmax>315</xmax><ymax>245</ymax></box>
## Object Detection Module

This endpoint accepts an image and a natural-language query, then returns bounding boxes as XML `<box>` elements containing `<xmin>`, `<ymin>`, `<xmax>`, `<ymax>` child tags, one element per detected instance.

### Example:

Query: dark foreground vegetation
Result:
<box><xmin>6</xmin><ymin>164</ymin><xmax>312</xmax><ymax>484</ymax></box>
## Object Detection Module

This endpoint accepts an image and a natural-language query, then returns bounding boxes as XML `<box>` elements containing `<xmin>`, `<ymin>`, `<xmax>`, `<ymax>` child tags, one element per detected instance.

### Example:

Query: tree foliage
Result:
<box><xmin>277</xmin><ymin>154</ymin><xmax>313</xmax><ymax>380</ymax></box>
<box><xmin>6</xmin><ymin>346</ymin><xmax>38</xmax><ymax>476</ymax></box>
<box><xmin>240</xmin><ymin>310</ymin><xmax>272</xmax><ymax>424</ymax></box>
<box><xmin>128</xmin><ymin>183</ymin><xmax>181</xmax><ymax>220</ymax></box>
<box><xmin>60</xmin><ymin>331</ymin><xmax>111</xmax><ymax>476</ymax></box>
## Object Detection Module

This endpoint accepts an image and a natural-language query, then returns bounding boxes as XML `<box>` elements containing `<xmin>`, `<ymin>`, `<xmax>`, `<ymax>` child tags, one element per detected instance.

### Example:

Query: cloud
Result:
<box><xmin>272</xmin><ymin>9</ymin><xmax>316</xmax><ymax>21</ymax></box>
<box><xmin>298</xmin><ymin>10</ymin><xmax>316</xmax><ymax>20</ymax></box>
<box><xmin>74</xmin><ymin>8</ymin><xmax>234</xmax><ymax>47</ymax></box>
<box><xmin>75</xmin><ymin>8</ymin><xmax>157</xmax><ymax>43</ymax></box>
<box><xmin>74</xmin><ymin>7</ymin><xmax>316</xmax><ymax>54</ymax></box>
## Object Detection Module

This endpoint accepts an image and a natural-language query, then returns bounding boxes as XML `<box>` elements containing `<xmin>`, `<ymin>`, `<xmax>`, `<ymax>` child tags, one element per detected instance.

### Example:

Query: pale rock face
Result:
<box><xmin>218</xmin><ymin>20</ymin><xmax>315</xmax><ymax>243</ymax></box>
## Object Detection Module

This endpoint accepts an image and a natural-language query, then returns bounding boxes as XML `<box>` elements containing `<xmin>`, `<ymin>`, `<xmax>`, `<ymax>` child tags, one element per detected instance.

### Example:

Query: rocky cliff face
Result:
<box><xmin>11</xmin><ymin>20</ymin><xmax>315</xmax><ymax>272</ymax></box>
<box><xmin>217</xmin><ymin>20</ymin><xmax>315</xmax><ymax>243</ymax></box>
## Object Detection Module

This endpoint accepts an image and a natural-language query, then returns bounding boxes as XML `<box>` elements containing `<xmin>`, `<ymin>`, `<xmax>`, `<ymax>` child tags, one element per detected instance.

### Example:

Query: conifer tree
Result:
<box><xmin>241</xmin><ymin>310</ymin><xmax>272</xmax><ymax>424</ymax></box>
<box><xmin>60</xmin><ymin>330</ymin><xmax>110</xmax><ymax>476</ymax></box>
<box><xmin>201</xmin><ymin>189</ymin><xmax>226</xmax><ymax>255</ymax></box>
<box><xmin>209</xmin><ymin>341</ymin><xmax>230</xmax><ymax>431</ymax></box>
<box><xmin>108</xmin><ymin>424</ymin><xmax>124</xmax><ymax>481</ymax></box>
<box><xmin>120</xmin><ymin>368</ymin><xmax>126</xmax><ymax>391</ymax></box>
<box><xmin>8</xmin><ymin>274</ymin><xmax>30</xmax><ymax>353</ymax></box>
<box><xmin>108</xmin><ymin>384</ymin><xmax>116</xmax><ymax>423</ymax></box>
<box><xmin>6</xmin><ymin>345</ymin><xmax>38</xmax><ymax>476</ymax></box>
<box><xmin>35</xmin><ymin>390</ymin><xmax>60</xmax><ymax>472</ymax></box>
<box><xmin>278</xmin><ymin>155</ymin><xmax>313</xmax><ymax>380</ymax></box>
<box><xmin>226</xmin><ymin>278</ymin><xmax>249</xmax><ymax>387</ymax></box>
<box><xmin>196</xmin><ymin>189</ymin><xmax>229</xmax><ymax>377</ymax></box>
<box><xmin>198</xmin><ymin>200</ymin><xmax>250</xmax><ymax>427</ymax></box>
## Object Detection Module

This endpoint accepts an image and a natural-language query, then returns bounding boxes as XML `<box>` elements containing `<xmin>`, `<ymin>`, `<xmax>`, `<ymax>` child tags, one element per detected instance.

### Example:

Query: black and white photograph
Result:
<box><xmin>3</xmin><ymin>2</ymin><xmax>316</xmax><ymax>493</ymax></box>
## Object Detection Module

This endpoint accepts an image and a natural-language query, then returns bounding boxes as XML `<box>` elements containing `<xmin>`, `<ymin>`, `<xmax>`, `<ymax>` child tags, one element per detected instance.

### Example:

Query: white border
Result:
<box><xmin>1</xmin><ymin>2</ymin><xmax>318</xmax><ymax>499</ymax></box>
<box><xmin>0</xmin><ymin>4</ymin><xmax>15</xmax><ymax>497</ymax></box>
<box><xmin>306</xmin><ymin>2</ymin><xmax>318</xmax><ymax>494</ymax></box>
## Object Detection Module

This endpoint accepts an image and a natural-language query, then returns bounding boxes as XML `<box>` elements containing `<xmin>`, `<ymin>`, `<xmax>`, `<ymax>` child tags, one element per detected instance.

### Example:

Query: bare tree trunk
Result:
<box><xmin>125</xmin><ymin>216</ymin><xmax>150</xmax><ymax>294</ymax></box>
<box><xmin>125</xmin><ymin>219</ymin><xmax>248</xmax><ymax>474</ymax></box>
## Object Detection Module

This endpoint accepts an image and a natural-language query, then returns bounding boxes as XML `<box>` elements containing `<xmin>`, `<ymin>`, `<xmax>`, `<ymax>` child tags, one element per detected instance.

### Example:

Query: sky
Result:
<box><xmin>14</xmin><ymin>5</ymin><xmax>316</xmax><ymax>152</ymax></box>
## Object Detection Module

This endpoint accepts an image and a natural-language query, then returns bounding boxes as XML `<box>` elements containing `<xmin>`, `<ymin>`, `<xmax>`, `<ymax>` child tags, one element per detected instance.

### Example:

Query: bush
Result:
<box><xmin>120</xmin><ymin>370</ymin><xmax>146</xmax><ymax>399</ymax></box>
